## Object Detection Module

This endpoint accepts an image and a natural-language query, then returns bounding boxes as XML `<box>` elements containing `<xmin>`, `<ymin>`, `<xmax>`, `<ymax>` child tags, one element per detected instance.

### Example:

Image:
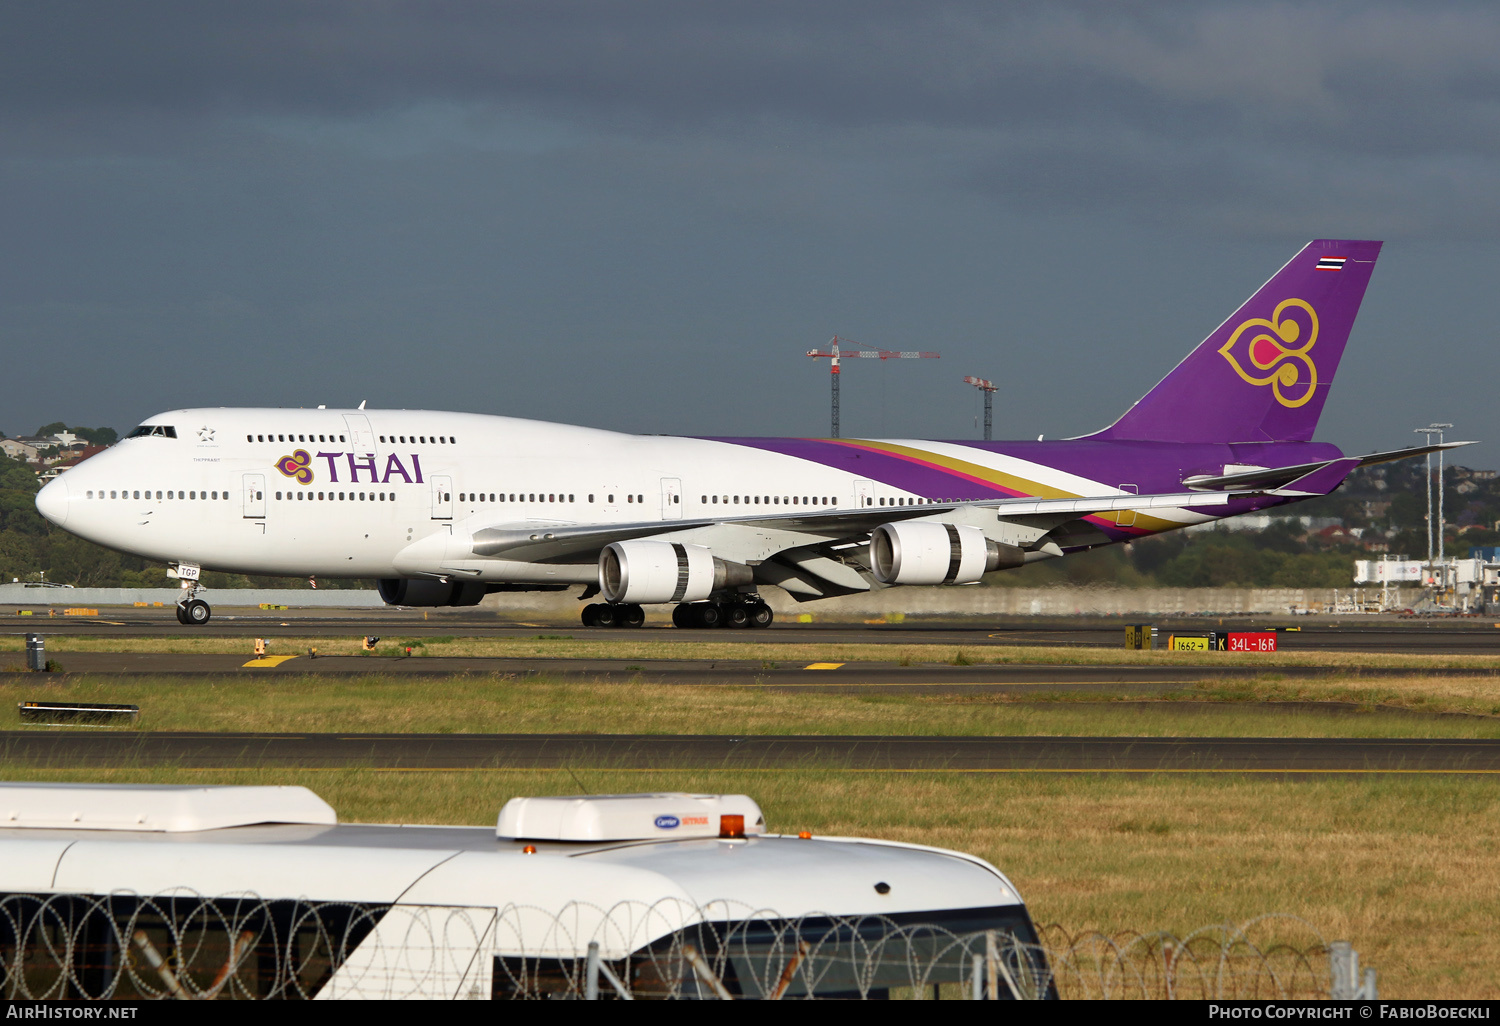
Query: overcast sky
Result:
<box><xmin>3</xmin><ymin>2</ymin><xmax>1497</xmax><ymax>465</ymax></box>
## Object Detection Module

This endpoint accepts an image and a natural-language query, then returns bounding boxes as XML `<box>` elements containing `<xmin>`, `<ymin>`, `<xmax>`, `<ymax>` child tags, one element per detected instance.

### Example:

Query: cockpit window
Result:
<box><xmin>128</xmin><ymin>425</ymin><xmax>177</xmax><ymax>439</ymax></box>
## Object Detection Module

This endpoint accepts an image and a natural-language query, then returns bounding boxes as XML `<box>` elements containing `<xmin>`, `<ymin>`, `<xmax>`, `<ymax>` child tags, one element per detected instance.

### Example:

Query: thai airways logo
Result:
<box><xmin>272</xmin><ymin>450</ymin><xmax>426</xmax><ymax>486</ymax></box>
<box><xmin>276</xmin><ymin>449</ymin><xmax>314</xmax><ymax>484</ymax></box>
<box><xmin>1217</xmin><ymin>298</ymin><xmax>1319</xmax><ymax>408</ymax></box>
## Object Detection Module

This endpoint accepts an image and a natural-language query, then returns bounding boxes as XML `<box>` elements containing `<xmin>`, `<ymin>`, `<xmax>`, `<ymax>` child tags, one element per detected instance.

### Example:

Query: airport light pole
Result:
<box><xmin>1414</xmin><ymin>423</ymin><xmax>1454</xmax><ymax>567</ymax></box>
<box><xmin>1434</xmin><ymin>423</ymin><xmax>1452</xmax><ymax>563</ymax></box>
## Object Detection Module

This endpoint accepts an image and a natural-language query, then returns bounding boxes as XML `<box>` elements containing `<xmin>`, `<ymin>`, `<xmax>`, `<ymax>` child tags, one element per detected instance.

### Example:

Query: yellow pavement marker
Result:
<box><xmin>804</xmin><ymin>663</ymin><xmax>845</xmax><ymax>670</ymax></box>
<box><xmin>242</xmin><ymin>655</ymin><xmax>300</xmax><ymax>668</ymax></box>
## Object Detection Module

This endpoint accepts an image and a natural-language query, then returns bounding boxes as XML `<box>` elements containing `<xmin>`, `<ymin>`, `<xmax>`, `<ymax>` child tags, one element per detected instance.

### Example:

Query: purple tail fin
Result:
<box><xmin>1088</xmin><ymin>240</ymin><xmax>1382</xmax><ymax>443</ymax></box>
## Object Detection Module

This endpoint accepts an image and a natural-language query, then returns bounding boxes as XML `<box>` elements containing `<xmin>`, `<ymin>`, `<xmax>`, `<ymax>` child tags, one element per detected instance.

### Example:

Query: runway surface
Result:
<box><xmin>0</xmin><ymin>650</ymin><xmax>1488</xmax><ymax>692</ymax></box>
<box><xmin>2</xmin><ymin>731</ymin><xmax>1495</xmax><ymax>773</ymax></box>
<box><xmin>9</xmin><ymin>606</ymin><xmax>1500</xmax><ymax>653</ymax></box>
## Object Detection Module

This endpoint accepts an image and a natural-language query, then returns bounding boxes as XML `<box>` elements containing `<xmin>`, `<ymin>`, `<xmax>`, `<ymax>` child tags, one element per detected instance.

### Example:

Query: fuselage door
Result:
<box><xmin>343</xmin><ymin>414</ymin><xmax>379</xmax><ymax>455</ymax></box>
<box><xmin>855</xmin><ymin>479</ymin><xmax>874</xmax><ymax>508</ymax></box>
<box><xmin>431</xmin><ymin>475</ymin><xmax>453</xmax><ymax>520</ymax></box>
<box><xmin>660</xmin><ymin>478</ymin><xmax>682</xmax><ymax>520</ymax></box>
<box><xmin>242</xmin><ymin>474</ymin><xmax>266</xmax><ymax>519</ymax></box>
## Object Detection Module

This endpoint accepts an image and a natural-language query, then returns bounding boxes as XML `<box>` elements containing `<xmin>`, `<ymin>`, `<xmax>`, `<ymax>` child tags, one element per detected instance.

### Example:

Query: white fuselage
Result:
<box><xmin>36</xmin><ymin>407</ymin><xmax>1209</xmax><ymax>584</ymax></box>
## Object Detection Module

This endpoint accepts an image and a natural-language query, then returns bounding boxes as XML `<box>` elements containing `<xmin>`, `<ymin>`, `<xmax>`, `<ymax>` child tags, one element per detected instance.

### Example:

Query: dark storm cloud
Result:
<box><xmin>2</xmin><ymin>2</ymin><xmax>1497</xmax><ymax>462</ymax></box>
<box><xmin>6</xmin><ymin>2</ymin><xmax>1500</xmax><ymax>230</ymax></box>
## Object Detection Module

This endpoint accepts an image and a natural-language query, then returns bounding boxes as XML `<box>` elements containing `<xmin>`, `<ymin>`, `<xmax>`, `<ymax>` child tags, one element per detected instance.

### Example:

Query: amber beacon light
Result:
<box><xmin>719</xmin><ymin>814</ymin><xmax>746</xmax><ymax>839</ymax></box>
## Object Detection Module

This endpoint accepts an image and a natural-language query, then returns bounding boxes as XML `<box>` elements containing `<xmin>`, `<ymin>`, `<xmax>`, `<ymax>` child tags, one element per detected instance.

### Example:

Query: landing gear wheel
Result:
<box><xmin>748</xmin><ymin>603</ymin><xmax>773</xmax><ymax>629</ymax></box>
<box><xmin>725</xmin><ymin>604</ymin><xmax>750</xmax><ymax>629</ymax></box>
<box><xmin>184</xmin><ymin>599</ymin><xmax>211</xmax><ymax>626</ymax></box>
<box><xmin>620</xmin><ymin>604</ymin><xmax>646</xmax><ymax>628</ymax></box>
<box><xmin>581</xmin><ymin>603</ymin><xmax>601</xmax><ymax>627</ymax></box>
<box><xmin>695</xmin><ymin>603</ymin><xmax>723</xmax><ymax>629</ymax></box>
<box><xmin>175</xmin><ymin>603</ymin><xmax>189</xmax><ymax>625</ymax></box>
<box><xmin>672</xmin><ymin>604</ymin><xmax>694</xmax><ymax>628</ymax></box>
<box><xmin>592</xmin><ymin>603</ymin><xmax>618</xmax><ymax>628</ymax></box>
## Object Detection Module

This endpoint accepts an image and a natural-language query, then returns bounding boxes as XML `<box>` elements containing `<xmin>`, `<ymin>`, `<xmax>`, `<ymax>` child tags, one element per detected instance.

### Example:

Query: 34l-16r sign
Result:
<box><xmin>1225</xmin><ymin>632</ymin><xmax>1278</xmax><ymax>652</ymax></box>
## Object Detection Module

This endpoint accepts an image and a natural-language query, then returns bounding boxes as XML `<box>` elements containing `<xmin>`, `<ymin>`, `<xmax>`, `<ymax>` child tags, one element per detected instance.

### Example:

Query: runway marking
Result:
<box><xmin>804</xmin><ymin>663</ymin><xmax>845</xmax><ymax>670</ymax></box>
<box><xmin>241</xmin><ymin>655</ymin><xmax>300</xmax><ymax>668</ymax></box>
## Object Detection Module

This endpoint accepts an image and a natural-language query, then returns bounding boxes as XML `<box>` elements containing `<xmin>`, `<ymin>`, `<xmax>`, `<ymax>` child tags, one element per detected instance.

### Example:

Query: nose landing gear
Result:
<box><xmin>173</xmin><ymin>566</ymin><xmax>211</xmax><ymax>626</ymax></box>
<box><xmin>176</xmin><ymin>598</ymin><xmax>212</xmax><ymax>625</ymax></box>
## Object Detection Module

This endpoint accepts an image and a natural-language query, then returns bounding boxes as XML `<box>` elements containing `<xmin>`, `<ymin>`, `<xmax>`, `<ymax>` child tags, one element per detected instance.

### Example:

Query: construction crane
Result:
<box><xmin>963</xmin><ymin>375</ymin><xmax>998</xmax><ymax>441</ymax></box>
<box><xmin>805</xmin><ymin>336</ymin><xmax>939</xmax><ymax>437</ymax></box>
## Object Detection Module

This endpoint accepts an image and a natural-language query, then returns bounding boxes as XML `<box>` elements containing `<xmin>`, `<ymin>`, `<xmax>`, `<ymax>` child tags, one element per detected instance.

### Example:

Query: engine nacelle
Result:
<box><xmin>599</xmin><ymin>540</ymin><xmax>753</xmax><ymax>604</ymax></box>
<box><xmin>870</xmin><ymin>522</ymin><xmax>1025</xmax><ymax>585</ymax></box>
<box><xmin>376</xmin><ymin>578</ymin><xmax>487</xmax><ymax>607</ymax></box>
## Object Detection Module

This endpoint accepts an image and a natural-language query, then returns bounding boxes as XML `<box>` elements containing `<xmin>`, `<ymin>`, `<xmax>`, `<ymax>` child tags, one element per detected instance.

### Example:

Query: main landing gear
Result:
<box><xmin>580</xmin><ymin>603</ymin><xmax>646</xmax><ymax>628</ymax></box>
<box><xmin>671</xmin><ymin>599</ymin><xmax>773</xmax><ymax>630</ymax></box>
<box><xmin>580</xmin><ymin>598</ymin><xmax>774</xmax><ymax>629</ymax></box>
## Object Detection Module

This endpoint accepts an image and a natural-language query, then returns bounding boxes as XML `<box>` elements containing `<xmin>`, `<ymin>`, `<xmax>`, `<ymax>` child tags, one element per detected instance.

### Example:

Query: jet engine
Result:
<box><xmin>870</xmin><ymin>522</ymin><xmax>1025</xmax><ymax>585</ymax></box>
<box><xmin>599</xmin><ymin>540</ymin><xmax>753</xmax><ymax>604</ymax></box>
<box><xmin>376</xmin><ymin>578</ymin><xmax>487</xmax><ymax>607</ymax></box>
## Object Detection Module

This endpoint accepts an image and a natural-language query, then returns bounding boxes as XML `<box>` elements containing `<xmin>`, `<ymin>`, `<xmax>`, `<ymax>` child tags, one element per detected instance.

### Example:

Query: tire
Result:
<box><xmin>620</xmin><ymin>604</ymin><xmax>646</xmax><ymax>628</ymax></box>
<box><xmin>175</xmin><ymin>603</ymin><xmax>189</xmax><ymax>625</ymax></box>
<box><xmin>672</xmin><ymin>604</ymin><xmax>694</xmax><ymax>628</ymax></box>
<box><xmin>725</xmin><ymin>604</ymin><xmax>750</xmax><ymax>629</ymax></box>
<box><xmin>696</xmin><ymin>603</ymin><xmax>723</xmax><ymax>629</ymax></box>
<box><xmin>749</xmin><ymin>603</ymin><xmax>773</xmax><ymax>629</ymax></box>
<box><xmin>185</xmin><ymin>599</ymin><xmax>211</xmax><ymax>626</ymax></box>
<box><xmin>581</xmin><ymin>603</ymin><xmax>600</xmax><ymax>627</ymax></box>
<box><xmin>593</xmin><ymin>603</ymin><xmax>618</xmax><ymax>628</ymax></box>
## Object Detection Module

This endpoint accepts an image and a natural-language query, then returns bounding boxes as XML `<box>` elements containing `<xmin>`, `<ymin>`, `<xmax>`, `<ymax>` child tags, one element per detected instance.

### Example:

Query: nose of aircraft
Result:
<box><xmin>35</xmin><ymin>476</ymin><xmax>69</xmax><ymax>527</ymax></box>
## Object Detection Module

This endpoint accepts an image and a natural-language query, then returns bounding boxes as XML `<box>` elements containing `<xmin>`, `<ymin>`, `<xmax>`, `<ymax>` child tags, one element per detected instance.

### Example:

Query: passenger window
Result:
<box><xmin>712</xmin><ymin>496</ymin><xmax>718</xmax><ymax>504</ymax></box>
<box><xmin>156</xmin><ymin>491</ymin><xmax>162</xmax><ymax>499</ymax></box>
<box><xmin>276</xmin><ymin>492</ymin><xmax>282</xmax><ymax>500</ymax></box>
<box><xmin>671</xmin><ymin>495</ymin><xmax>677</xmax><ymax>503</ymax></box>
<box><xmin>607</xmin><ymin>494</ymin><xmax>614</xmax><ymax>503</ymax></box>
<box><xmin>627</xmin><ymin>495</ymin><xmax>633</xmax><ymax>503</ymax></box>
<box><xmin>86</xmin><ymin>490</ymin><xmax>93</xmax><ymax>499</ymax></box>
<box><xmin>339</xmin><ymin>435</ymin><xmax>345</xmax><ymax>442</ymax></box>
<box><xmin>589</xmin><ymin>494</ymin><xmax>595</xmax><ymax>502</ymax></box>
<box><xmin>110</xmin><ymin>491</ymin><xmax>117</xmax><ymax>498</ymax></box>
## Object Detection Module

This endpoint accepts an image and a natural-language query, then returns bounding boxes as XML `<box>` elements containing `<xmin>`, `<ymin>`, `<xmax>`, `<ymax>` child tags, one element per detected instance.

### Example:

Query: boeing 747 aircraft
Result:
<box><xmin>34</xmin><ymin>240</ymin><xmax>1467</xmax><ymax>627</ymax></box>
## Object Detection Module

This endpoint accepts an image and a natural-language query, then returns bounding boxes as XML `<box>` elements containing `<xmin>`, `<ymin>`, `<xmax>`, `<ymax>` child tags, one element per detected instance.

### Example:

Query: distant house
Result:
<box><xmin>0</xmin><ymin>438</ymin><xmax>38</xmax><ymax>462</ymax></box>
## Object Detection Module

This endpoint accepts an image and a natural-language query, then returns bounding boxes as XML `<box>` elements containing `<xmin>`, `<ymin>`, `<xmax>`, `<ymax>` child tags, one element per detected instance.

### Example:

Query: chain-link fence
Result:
<box><xmin>0</xmin><ymin>892</ymin><xmax>1371</xmax><ymax>1000</ymax></box>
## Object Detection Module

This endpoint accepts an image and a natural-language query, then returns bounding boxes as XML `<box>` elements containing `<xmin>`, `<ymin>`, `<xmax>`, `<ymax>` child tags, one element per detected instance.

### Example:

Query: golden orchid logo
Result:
<box><xmin>1218</xmin><ymin>298</ymin><xmax>1319</xmax><ymax>408</ymax></box>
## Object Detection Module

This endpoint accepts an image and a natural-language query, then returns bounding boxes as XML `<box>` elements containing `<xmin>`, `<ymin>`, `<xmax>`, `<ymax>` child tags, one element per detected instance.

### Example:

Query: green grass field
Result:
<box><xmin>3</xmin><ymin>673</ymin><xmax>1499</xmax><ymax>735</ymax></box>
<box><xmin>2</xmin><ymin>635</ymin><xmax>1496</xmax><ymax>997</ymax></box>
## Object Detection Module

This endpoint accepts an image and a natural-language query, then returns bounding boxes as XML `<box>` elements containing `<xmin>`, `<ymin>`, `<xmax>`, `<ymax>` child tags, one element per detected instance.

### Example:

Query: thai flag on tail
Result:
<box><xmin>1315</xmin><ymin>256</ymin><xmax>1346</xmax><ymax>271</ymax></box>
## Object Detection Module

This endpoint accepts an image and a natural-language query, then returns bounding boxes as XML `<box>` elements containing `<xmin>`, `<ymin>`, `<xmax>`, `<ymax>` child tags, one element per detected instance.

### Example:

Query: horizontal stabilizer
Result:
<box><xmin>1183</xmin><ymin>440</ymin><xmax>1476</xmax><ymax>492</ymax></box>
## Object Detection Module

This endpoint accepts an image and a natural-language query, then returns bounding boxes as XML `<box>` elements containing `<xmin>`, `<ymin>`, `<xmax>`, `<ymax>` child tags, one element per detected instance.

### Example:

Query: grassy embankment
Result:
<box><xmin>0</xmin><ymin>762</ymin><xmax>1491</xmax><ymax>999</ymax></box>
<box><xmin>1</xmin><ymin>674</ymin><xmax>1499</xmax><ymax>734</ymax></box>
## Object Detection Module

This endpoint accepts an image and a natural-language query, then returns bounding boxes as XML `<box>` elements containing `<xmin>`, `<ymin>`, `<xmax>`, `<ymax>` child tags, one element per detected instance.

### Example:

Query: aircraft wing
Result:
<box><xmin>468</xmin><ymin>489</ymin><xmax>1241</xmax><ymax>563</ymax></box>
